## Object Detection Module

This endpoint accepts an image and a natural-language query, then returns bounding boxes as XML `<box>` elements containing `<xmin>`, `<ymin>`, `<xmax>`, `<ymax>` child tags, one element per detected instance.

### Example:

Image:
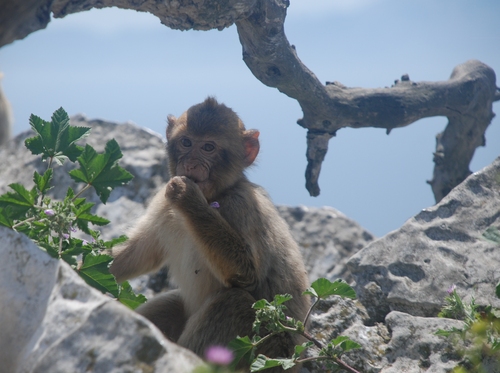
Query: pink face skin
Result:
<box><xmin>175</xmin><ymin>136</ymin><xmax>217</xmax><ymax>197</ymax></box>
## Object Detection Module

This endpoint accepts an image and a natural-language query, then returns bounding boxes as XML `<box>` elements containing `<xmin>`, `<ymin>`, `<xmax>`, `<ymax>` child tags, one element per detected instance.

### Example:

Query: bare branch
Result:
<box><xmin>236</xmin><ymin>0</ymin><xmax>498</xmax><ymax>199</ymax></box>
<box><xmin>0</xmin><ymin>0</ymin><xmax>257</xmax><ymax>47</ymax></box>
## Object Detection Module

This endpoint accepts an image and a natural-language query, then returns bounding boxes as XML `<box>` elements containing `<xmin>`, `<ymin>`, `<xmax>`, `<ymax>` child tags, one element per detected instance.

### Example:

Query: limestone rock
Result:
<box><xmin>277</xmin><ymin>205</ymin><xmax>374</xmax><ymax>284</ymax></box>
<box><xmin>0</xmin><ymin>226</ymin><xmax>202</xmax><ymax>373</ymax></box>
<box><xmin>348</xmin><ymin>156</ymin><xmax>500</xmax><ymax>323</ymax></box>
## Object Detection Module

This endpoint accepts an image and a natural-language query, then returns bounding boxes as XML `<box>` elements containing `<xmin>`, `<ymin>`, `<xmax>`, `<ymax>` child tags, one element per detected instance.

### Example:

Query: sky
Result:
<box><xmin>0</xmin><ymin>0</ymin><xmax>499</xmax><ymax>237</ymax></box>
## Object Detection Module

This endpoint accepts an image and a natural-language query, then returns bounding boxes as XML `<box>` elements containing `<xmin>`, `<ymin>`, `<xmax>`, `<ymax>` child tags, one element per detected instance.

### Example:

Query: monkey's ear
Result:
<box><xmin>166</xmin><ymin>115</ymin><xmax>177</xmax><ymax>141</ymax></box>
<box><xmin>243</xmin><ymin>130</ymin><xmax>260</xmax><ymax>166</ymax></box>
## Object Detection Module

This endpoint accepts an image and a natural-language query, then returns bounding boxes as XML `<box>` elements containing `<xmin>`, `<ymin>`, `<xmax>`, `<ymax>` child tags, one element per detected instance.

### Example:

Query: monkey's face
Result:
<box><xmin>166</xmin><ymin>97</ymin><xmax>259</xmax><ymax>200</ymax></box>
<box><xmin>173</xmin><ymin>135</ymin><xmax>218</xmax><ymax>195</ymax></box>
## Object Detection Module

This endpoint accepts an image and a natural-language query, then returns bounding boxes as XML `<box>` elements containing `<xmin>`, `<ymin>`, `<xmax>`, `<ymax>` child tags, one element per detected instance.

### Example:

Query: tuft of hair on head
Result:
<box><xmin>185</xmin><ymin>97</ymin><xmax>245</xmax><ymax>137</ymax></box>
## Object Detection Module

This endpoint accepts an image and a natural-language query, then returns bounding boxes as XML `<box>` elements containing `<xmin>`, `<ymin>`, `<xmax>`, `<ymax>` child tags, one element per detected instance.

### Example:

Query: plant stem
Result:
<box><xmin>252</xmin><ymin>331</ymin><xmax>281</xmax><ymax>349</ymax></box>
<box><xmin>331</xmin><ymin>356</ymin><xmax>362</xmax><ymax>373</ymax></box>
<box><xmin>297</xmin><ymin>356</ymin><xmax>362</xmax><ymax>373</ymax></box>
<box><xmin>298</xmin><ymin>330</ymin><xmax>363</xmax><ymax>373</ymax></box>
<box><xmin>12</xmin><ymin>217</ymin><xmax>36</xmax><ymax>230</ymax></box>
<box><xmin>300</xmin><ymin>331</ymin><xmax>323</xmax><ymax>349</ymax></box>
<box><xmin>303</xmin><ymin>297</ymin><xmax>320</xmax><ymax>328</ymax></box>
<box><xmin>58</xmin><ymin>233</ymin><xmax>63</xmax><ymax>258</ymax></box>
<box><xmin>73</xmin><ymin>184</ymin><xmax>92</xmax><ymax>200</ymax></box>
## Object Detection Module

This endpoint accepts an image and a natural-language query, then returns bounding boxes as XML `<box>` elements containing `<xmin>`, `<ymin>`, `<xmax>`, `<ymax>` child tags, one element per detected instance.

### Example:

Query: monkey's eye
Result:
<box><xmin>181</xmin><ymin>138</ymin><xmax>192</xmax><ymax>147</ymax></box>
<box><xmin>202</xmin><ymin>143</ymin><xmax>215</xmax><ymax>152</ymax></box>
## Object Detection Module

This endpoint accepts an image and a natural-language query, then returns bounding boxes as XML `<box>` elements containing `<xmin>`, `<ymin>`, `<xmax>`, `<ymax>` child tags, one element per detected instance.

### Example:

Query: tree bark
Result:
<box><xmin>235</xmin><ymin>0</ymin><xmax>500</xmax><ymax>200</ymax></box>
<box><xmin>0</xmin><ymin>0</ymin><xmax>499</xmax><ymax>201</ymax></box>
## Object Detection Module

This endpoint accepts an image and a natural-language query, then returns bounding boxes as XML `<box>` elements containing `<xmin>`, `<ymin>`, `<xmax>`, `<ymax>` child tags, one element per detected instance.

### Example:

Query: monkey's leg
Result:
<box><xmin>177</xmin><ymin>287</ymin><xmax>255</xmax><ymax>356</ymax></box>
<box><xmin>178</xmin><ymin>288</ymin><xmax>299</xmax><ymax>372</ymax></box>
<box><xmin>136</xmin><ymin>289</ymin><xmax>186</xmax><ymax>342</ymax></box>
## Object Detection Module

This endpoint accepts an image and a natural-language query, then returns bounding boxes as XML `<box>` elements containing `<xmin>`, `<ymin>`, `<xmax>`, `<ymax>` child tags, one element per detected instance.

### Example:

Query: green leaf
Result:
<box><xmin>33</xmin><ymin>169</ymin><xmax>53</xmax><ymax>194</ymax></box>
<box><xmin>338</xmin><ymin>339</ymin><xmax>361</xmax><ymax>352</ymax></box>
<box><xmin>0</xmin><ymin>207</ymin><xmax>14</xmax><ymax>228</ymax></box>
<box><xmin>77</xmin><ymin>213</ymin><xmax>109</xmax><ymax>226</ymax></box>
<box><xmin>250</xmin><ymin>355</ymin><xmax>295</xmax><ymax>372</ymax></box>
<box><xmin>117</xmin><ymin>281</ymin><xmax>147</xmax><ymax>309</ymax></box>
<box><xmin>483</xmin><ymin>226</ymin><xmax>500</xmax><ymax>244</ymax></box>
<box><xmin>73</xmin><ymin>201</ymin><xmax>110</xmax><ymax>234</ymax></box>
<box><xmin>0</xmin><ymin>183</ymin><xmax>36</xmax><ymax>208</ymax></box>
<box><xmin>331</xmin><ymin>335</ymin><xmax>350</xmax><ymax>345</ymax></box>
<box><xmin>253</xmin><ymin>299</ymin><xmax>271</xmax><ymax>310</ymax></box>
<box><xmin>78</xmin><ymin>253</ymin><xmax>119</xmax><ymax>297</ymax></box>
<box><xmin>25</xmin><ymin>108</ymin><xmax>90</xmax><ymax>163</ymax></box>
<box><xmin>103</xmin><ymin>235</ymin><xmax>128</xmax><ymax>249</ymax></box>
<box><xmin>303</xmin><ymin>278</ymin><xmax>356</xmax><ymax>299</ymax></box>
<box><xmin>293</xmin><ymin>342</ymin><xmax>313</xmax><ymax>359</ymax></box>
<box><xmin>274</xmin><ymin>294</ymin><xmax>293</xmax><ymax>306</ymax></box>
<box><xmin>69</xmin><ymin>140</ymin><xmax>133</xmax><ymax>203</ymax></box>
<box><xmin>435</xmin><ymin>327</ymin><xmax>464</xmax><ymax>337</ymax></box>
<box><xmin>229</xmin><ymin>336</ymin><xmax>255</xmax><ymax>370</ymax></box>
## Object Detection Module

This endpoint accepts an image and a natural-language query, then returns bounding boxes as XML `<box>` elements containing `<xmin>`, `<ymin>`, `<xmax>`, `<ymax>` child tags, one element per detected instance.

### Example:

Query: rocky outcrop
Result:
<box><xmin>0</xmin><ymin>226</ymin><xmax>202</xmax><ymax>373</ymax></box>
<box><xmin>349</xmin><ymin>156</ymin><xmax>500</xmax><ymax>324</ymax></box>
<box><xmin>278</xmin><ymin>206</ymin><xmax>374</xmax><ymax>284</ymax></box>
<box><xmin>1</xmin><ymin>116</ymin><xmax>500</xmax><ymax>373</ymax></box>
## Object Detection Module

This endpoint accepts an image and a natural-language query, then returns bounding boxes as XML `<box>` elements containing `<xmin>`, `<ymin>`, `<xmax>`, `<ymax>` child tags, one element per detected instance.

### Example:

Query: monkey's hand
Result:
<box><xmin>166</xmin><ymin>176</ymin><xmax>206</xmax><ymax>207</ymax></box>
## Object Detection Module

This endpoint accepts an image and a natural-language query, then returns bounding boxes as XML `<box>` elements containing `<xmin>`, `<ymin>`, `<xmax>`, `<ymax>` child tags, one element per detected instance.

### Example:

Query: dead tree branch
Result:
<box><xmin>236</xmin><ymin>0</ymin><xmax>499</xmax><ymax>200</ymax></box>
<box><xmin>0</xmin><ymin>0</ymin><xmax>498</xmax><ymax>201</ymax></box>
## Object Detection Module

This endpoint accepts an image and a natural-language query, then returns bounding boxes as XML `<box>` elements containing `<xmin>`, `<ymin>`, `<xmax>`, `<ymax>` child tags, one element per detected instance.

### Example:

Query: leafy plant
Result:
<box><xmin>230</xmin><ymin>278</ymin><xmax>362</xmax><ymax>373</ymax></box>
<box><xmin>436</xmin><ymin>283</ymin><xmax>500</xmax><ymax>372</ymax></box>
<box><xmin>0</xmin><ymin>108</ymin><xmax>146</xmax><ymax>309</ymax></box>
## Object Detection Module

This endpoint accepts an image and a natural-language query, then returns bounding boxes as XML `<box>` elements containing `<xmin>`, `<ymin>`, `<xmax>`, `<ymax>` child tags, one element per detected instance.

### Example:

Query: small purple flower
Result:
<box><xmin>70</xmin><ymin>225</ymin><xmax>77</xmax><ymax>232</ymax></box>
<box><xmin>205</xmin><ymin>346</ymin><xmax>234</xmax><ymax>366</ymax></box>
<box><xmin>62</xmin><ymin>233</ymin><xmax>70</xmax><ymax>240</ymax></box>
<box><xmin>209</xmin><ymin>201</ymin><xmax>220</xmax><ymax>209</ymax></box>
<box><xmin>82</xmin><ymin>240</ymin><xmax>89</xmax><ymax>246</ymax></box>
<box><xmin>447</xmin><ymin>284</ymin><xmax>456</xmax><ymax>295</ymax></box>
<box><xmin>44</xmin><ymin>209</ymin><xmax>55</xmax><ymax>216</ymax></box>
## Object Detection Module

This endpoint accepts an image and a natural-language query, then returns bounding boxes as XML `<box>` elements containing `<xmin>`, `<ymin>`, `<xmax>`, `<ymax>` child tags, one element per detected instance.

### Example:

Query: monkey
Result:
<box><xmin>110</xmin><ymin>97</ymin><xmax>310</xmax><ymax>370</ymax></box>
<box><xmin>0</xmin><ymin>72</ymin><xmax>12</xmax><ymax>147</ymax></box>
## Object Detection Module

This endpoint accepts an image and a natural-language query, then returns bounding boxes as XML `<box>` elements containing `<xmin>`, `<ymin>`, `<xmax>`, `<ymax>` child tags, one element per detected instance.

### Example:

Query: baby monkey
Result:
<box><xmin>110</xmin><ymin>97</ymin><xmax>309</xmax><ymax>370</ymax></box>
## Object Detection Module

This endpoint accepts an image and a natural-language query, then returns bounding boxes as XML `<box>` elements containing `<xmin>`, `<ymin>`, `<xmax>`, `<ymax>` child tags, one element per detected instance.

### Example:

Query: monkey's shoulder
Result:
<box><xmin>217</xmin><ymin>182</ymin><xmax>282</xmax><ymax>225</ymax></box>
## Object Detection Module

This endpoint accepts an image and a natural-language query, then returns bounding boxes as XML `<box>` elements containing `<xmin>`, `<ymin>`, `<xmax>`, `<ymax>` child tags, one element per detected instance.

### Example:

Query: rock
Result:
<box><xmin>303</xmin><ymin>300</ymin><xmax>464</xmax><ymax>373</ymax></box>
<box><xmin>277</xmin><ymin>205</ymin><xmax>374</xmax><ymax>284</ymax></box>
<box><xmin>0</xmin><ymin>226</ymin><xmax>202</xmax><ymax>373</ymax></box>
<box><xmin>4</xmin><ymin>114</ymin><xmax>492</xmax><ymax>373</ymax></box>
<box><xmin>348</xmin><ymin>156</ymin><xmax>500</xmax><ymax>323</ymax></box>
<box><xmin>381</xmin><ymin>311</ymin><xmax>464</xmax><ymax>373</ymax></box>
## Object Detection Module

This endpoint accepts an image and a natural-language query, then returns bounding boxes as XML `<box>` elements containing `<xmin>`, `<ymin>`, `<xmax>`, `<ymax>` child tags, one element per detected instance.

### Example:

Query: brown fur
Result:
<box><xmin>110</xmin><ymin>97</ymin><xmax>310</xmax><ymax>371</ymax></box>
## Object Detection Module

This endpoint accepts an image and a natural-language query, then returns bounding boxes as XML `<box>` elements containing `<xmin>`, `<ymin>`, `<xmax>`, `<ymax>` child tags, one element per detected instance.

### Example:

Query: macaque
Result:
<box><xmin>110</xmin><ymin>97</ymin><xmax>310</xmax><ymax>369</ymax></box>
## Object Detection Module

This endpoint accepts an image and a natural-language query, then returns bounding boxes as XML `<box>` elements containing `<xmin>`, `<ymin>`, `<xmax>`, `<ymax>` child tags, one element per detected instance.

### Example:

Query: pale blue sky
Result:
<box><xmin>1</xmin><ymin>0</ymin><xmax>499</xmax><ymax>237</ymax></box>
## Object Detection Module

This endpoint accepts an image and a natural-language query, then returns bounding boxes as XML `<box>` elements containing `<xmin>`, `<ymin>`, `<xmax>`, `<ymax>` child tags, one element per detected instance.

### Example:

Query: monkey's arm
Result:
<box><xmin>110</xmin><ymin>188</ymin><xmax>178</xmax><ymax>283</ymax></box>
<box><xmin>167</xmin><ymin>176</ymin><xmax>258</xmax><ymax>290</ymax></box>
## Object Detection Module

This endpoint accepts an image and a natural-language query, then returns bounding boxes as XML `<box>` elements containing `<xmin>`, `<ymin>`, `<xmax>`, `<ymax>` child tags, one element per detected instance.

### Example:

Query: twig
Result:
<box><xmin>12</xmin><ymin>217</ymin><xmax>35</xmax><ymax>230</ymax></box>
<box><xmin>73</xmin><ymin>184</ymin><xmax>92</xmax><ymax>200</ymax></box>
<box><xmin>303</xmin><ymin>297</ymin><xmax>320</xmax><ymax>328</ymax></box>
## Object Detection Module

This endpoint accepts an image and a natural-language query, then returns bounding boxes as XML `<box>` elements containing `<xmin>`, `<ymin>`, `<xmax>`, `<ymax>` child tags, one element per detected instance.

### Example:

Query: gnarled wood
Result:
<box><xmin>236</xmin><ymin>0</ymin><xmax>500</xmax><ymax>199</ymax></box>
